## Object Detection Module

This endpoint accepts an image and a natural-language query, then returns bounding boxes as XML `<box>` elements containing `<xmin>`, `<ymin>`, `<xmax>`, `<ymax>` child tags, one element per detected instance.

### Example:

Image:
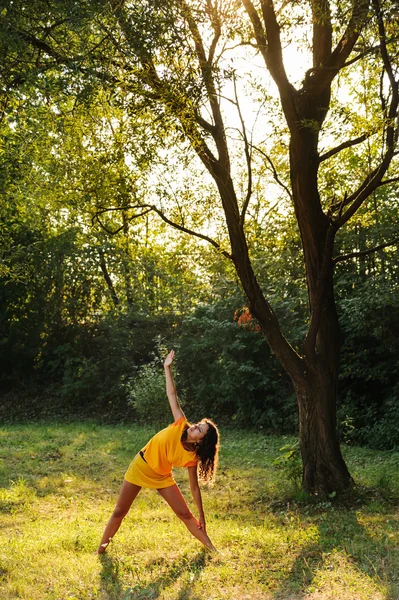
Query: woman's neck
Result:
<box><xmin>181</xmin><ymin>429</ymin><xmax>196</xmax><ymax>451</ymax></box>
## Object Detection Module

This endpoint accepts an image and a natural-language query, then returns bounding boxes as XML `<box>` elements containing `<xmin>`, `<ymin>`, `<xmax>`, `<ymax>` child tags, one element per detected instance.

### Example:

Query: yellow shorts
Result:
<box><xmin>124</xmin><ymin>453</ymin><xmax>176</xmax><ymax>489</ymax></box>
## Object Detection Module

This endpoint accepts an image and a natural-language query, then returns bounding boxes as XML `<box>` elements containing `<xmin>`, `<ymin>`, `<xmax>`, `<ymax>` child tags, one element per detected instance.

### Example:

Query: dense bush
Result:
<box><xmin>174</xmin><ymin>299</ymin><xmax>296</xmax><ymax>431</ymax></box>
<box><xmin>337</xmin><ymin>280</ymin><xmax>399</xmax><ymax>449</ymax></box>
<box><xmin>1</xmin><ymin>211</ymin><xmax>398</xmax><ymax>445</ymax></box>
<box><xmin>0</xmin><ymin>310</ymin><xmax>173</xmax><ymax>420</ymax></box>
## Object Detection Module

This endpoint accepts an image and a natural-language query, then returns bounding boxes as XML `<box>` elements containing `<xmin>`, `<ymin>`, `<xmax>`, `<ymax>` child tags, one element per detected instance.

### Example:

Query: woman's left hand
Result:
<box><xmin>164</xmin><ymin>349</ymin><xmax>175</xmax><ymax>368</ymax></box>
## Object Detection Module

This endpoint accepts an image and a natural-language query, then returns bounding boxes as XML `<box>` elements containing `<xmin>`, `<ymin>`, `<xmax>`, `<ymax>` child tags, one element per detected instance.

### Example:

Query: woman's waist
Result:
<box><xmin>140</xmin><ymin>449</ymin><xmax>190</xmax><ymax>472</ymax></box>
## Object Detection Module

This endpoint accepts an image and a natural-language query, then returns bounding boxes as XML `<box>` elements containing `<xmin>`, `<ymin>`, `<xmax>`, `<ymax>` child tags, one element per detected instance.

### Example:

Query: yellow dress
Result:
<box><xmin>124</xmin><ymin>416</ymin><xmax>197</xmax><ymax>488</ymax></box>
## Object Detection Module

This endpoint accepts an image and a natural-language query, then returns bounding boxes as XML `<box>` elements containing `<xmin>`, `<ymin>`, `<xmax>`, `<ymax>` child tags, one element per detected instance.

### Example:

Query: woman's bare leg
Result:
<box><xmin>157</xmin><ymin>485</ymin><xmax>217</xmax><ymax>551</ymax></box>
<box><xmin>97</xmin><ymin>480</ymin><xmax>142</xmax><ymax>554</ymax></box>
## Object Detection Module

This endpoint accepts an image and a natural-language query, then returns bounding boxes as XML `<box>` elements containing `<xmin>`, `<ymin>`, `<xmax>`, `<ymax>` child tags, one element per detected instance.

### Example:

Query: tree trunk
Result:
<box><xmin>295</xmin><ymin>369</ymin><xmax>353</xmax><ymax>494</ymax></box>
<box><xmin>252</xmin><ymin>281</ymin><xmax>352</xmax><ymax>494</ymax></box>
<box><xmin>287</xmin><ymin>110</ymin><xmax>352</xmax><ymax>493</ymax></box>
<box><xmin>260</xmin><ymin>274</ymin><xmax>351</xmax><ymax>494</ymax></box>
<box><xmin>299</xmin><ymin>266</ymin><xmax>352</xmax><ymax>493</ymax></box>
<box><xmin>218</xmin><ymin>178</ymin><xmax>352</xmax><ymax>494</ymax></box>
<box><xmin>296</xmin><ymin>287</ymin><xmax>353</xmax><ymax>494</ymax></box>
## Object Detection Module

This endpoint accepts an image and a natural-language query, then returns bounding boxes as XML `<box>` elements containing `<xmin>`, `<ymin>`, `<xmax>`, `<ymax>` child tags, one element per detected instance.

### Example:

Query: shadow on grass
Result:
<box><xmin>99</xmin><ymin>553</ymin><xmax>126</xmax><ymax>599</ymax></box>
<box><xmin>100</xmin><ymin>550</ymin><xmax>206</xmax><ymax>600</ymax></box>
<box><xmin>270</xmin><ymin>506</ymin><xmax>398</xmax><ymax>600</ymax></box>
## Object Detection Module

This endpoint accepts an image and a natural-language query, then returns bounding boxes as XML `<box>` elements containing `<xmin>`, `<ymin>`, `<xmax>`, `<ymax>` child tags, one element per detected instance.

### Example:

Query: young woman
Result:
<box><xmin>97</xmin><ymin>349</ymin><xmax>220</xmax><ymax>554</ymax></box>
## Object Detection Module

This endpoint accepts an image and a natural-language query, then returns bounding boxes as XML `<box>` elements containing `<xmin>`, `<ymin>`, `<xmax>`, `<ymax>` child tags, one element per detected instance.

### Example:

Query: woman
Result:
<box><xmin>97</xmin><ymin>349</ymin><xmax>220</xmax><ymax>554</ymax></box>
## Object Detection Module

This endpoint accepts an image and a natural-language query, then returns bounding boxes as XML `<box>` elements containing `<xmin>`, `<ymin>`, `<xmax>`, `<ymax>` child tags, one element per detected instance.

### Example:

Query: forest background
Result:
<box><xmin>1</xmin><ymin>0</ymin><xmax>399</xmax><ymax>454</ymax></box>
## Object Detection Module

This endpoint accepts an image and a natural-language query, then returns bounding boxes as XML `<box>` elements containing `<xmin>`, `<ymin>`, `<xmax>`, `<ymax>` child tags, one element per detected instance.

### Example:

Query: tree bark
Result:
<box><xmin>295</xmin><ymin>361</ymin><xmax>353</xmax><ymax>494</ymax></box>
<box><xmin>287</xmin><ymin>117</ymin><xmax>351</xmax><ymax>492</ymax></box>
<box><xmin>300</xmin><ymin>282</ymin><xmax>352</xmax><ymax>493</ymax></box>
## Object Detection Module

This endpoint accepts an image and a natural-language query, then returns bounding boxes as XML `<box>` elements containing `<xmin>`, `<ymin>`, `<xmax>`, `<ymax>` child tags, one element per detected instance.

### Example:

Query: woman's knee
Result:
<box><xmin>111</xmin><ymin>481</ymin><xmax>140</xmax><ymax>520</ymax></box>
<box><xmin>112</xmin><ymin>504</ymin><xmax>129</xmax><ymax>520</ymax></box>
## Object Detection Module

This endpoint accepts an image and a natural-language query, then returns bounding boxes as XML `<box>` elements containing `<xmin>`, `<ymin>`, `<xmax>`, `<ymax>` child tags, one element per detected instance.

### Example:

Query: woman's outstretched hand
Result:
<box><xmin>164</xmin><ymin>349</ymin><xmax>175</xmax><ymax>368</ymax></box>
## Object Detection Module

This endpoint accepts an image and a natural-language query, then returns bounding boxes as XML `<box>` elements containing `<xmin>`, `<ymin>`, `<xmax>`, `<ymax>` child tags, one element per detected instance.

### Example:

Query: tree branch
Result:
<box><xmin>114</xmin><ymin>1</ymin><xmax>230</xmax><ymax>185</ymax></box>
<box><xmin>241</xmin><ymin>0</ymin><xmax>299</xmax><ymax>130</ymax></box>
<box><xmin>377</xmin><ymin>176</ymin><xmax>399</xmax><ymax>188</ymax></box>
<box><xmin>372</xmin><ymin>0</ymin><xmax>399</xmax><ymax>152</ymax></box>
<box><xmin>179</xmin><ymin>0</ymin><xmax>230</xmax><ymax>170</ymax></box>
<box><xmin>310</xmin><ymin>0</ymin><xmax>370</xmax><ymax>91</ymax></box>
<box><xmin>205</xmin><ymin>0</ymin><xmax>222</xmax><ymax>66</ymax></box>
<box><xmin>343</xmin><ymin>43</ymin><xmax>381</xmax><ymax>68</ymax></box>
<box><xmin>259</xmin><ymin>0</ymin><xmax>292</xmax><ymax>92</ymax></box>
<box><xmin>93</xmin><ymin>208</ymin><xmax>153</xmax><ymax>235</ymax></box>
<box><xmin>92</xmin><ymin>205</ymin><xmax>233</xmax><ymax>260</ymax></box>
<box><xmin>194</xmin><ymin>111</ymin><xmax>216</xmax><ymax>134</ymax></box>
<box><xmin>311</xmin><ymin>0</ymin><xmax>332</xmax><ymax>68</ymax></box>
<box><xmin>240</xmin><ymin>0</ymin><xmax>268</xmax><ymax>65</ymax></box>
<box><xmin>15</xmin><ymin>29</ymin><xmax>120</xmax><ymax>85</ymax></box>
<box><xmin>341</xmin><ymin>36</ymin><xmax>399</xmax><ymax>70</ymax></box>
<box><xmin>319</xmin><ymin>132</ymin><xmax>372</xmax><ymax>162</ymax></box>
<box><xmin>251</xmin><ymin>144</ymin><xmax>293</xmax><ymax>201</ymax></box>
<box><xmin>16</xmin><ymin>30</ymin><xmax>65</xmax><ymax>63</ymax></box>
<box><xmin>138</xmin><ymin>54</ymin><xmax>221</xmax><ymax>178</ymax></box>
<box><xmin>333</xmin><ymin>1</ymin><xmax>399</xmax><ymax>228</ymax></box>
<box><xmin>335</xmin><ymin>151</ymin><xmax>397</xmax><ymax>227</ymax></box>
<box><xmin>372</xmin><ymin>0</ymin><xmax>397</xmax><ymax>93</ymax></box>
<box><xmin>333</xmin><ymin>236</ymin><xmax>399</xmax><ymax>265</ymax></box>
<box><xmin>151</xmin><ymin>206</ymin><xmax>232</xmax><ymax>259</ymax></box>
<box><xmin>232</xmin><ymin>74</ymin><xmax>253</xmax><ymax>226</ymax></box>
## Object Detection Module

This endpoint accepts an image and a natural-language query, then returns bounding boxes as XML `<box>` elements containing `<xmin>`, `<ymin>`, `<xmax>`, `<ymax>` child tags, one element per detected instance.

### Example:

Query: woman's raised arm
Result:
<box><xmin>164</xmin><ymin>350</ymin><xmax>185</xmax><ymax>421</ymax></box>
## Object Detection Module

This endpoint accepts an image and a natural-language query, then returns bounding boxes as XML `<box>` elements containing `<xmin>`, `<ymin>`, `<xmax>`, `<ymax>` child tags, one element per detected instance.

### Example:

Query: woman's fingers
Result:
<box><xmin>198</xmin><ymin>518</ymin><xmax>206</xmax><ymax>532</ymax></box>
<box><xmin>164</xmin><ymin>349</ymin><xmax>175</xmax><ymax>367</ymax></box>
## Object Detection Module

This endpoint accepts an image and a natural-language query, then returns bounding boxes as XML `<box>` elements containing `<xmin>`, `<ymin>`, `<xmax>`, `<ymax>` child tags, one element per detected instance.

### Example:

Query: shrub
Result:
<box><xmin>338</xmin><ymin>281</ymin><xmax>399</xmax><ymax>449</ymax></box>
<box><xmin>125</xmin><ymin>359</ymin><xmax>170</xmax><ymax>426</ymax></box>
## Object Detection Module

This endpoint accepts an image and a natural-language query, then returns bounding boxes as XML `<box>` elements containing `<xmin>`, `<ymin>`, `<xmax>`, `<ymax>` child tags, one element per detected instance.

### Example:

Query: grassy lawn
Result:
<box><xmin>0</xmin><ymin>422</ymin><xmax>398</xmax><ymax>600</ymax></box>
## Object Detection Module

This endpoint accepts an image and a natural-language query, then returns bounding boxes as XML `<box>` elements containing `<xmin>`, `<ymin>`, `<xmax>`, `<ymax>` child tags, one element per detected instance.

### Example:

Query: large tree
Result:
<box><xmin>2</xmin><ymin>0</ymin><xmax>398</xmax><ymax>493</ymax></box>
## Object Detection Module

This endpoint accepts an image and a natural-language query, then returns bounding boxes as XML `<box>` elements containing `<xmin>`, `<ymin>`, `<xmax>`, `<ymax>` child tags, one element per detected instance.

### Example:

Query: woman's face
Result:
<box><xmin>186</xmin><ymin>422</ymin><xmax>209</xmax><ymax>443</ymax></box>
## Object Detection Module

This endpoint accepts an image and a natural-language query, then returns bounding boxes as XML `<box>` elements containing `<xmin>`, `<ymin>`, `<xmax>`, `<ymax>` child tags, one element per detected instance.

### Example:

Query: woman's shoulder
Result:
<box><xmin>170</xmin><ymin>416</ymin><xmax>188</xmax><ymax>428</ymax></box>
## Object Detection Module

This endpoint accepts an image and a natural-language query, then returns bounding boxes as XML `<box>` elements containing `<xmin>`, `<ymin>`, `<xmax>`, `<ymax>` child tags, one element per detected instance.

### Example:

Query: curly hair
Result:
<box><xmin>181</xmin><ymin>419</ymin><xmax>220</xmax><ymax>484</ymax></box>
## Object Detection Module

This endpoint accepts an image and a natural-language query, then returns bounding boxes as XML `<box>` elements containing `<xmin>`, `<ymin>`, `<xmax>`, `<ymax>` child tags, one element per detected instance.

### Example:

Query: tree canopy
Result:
<box><xmin>1</xmin><ymin>0</ymin><xmax>398</xmax><ymax>493</ymax></box>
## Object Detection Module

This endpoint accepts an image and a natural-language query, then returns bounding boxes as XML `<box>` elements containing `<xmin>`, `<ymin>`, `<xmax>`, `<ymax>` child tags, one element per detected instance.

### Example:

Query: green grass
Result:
<box><xmin>0</xmin><ymin>423</ymin><xmax>398</xmax><ymax>600</ymax></box>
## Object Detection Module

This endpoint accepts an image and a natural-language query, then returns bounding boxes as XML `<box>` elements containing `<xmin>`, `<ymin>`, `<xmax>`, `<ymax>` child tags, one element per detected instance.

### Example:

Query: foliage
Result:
<box><xmin>337</xmin><ymin>278</ymin><xmax>399</xmax><ymax>449</ymax></box>
<box><xmin>273</xmin><ymin>440</ymin><xmax>302</xmax><ymax>490</ymax></box>
<box><xmin>175</xmin><ymin>299</ymin><xmax>296</xmax><ymax>430</ymax></box>
<box><xmin>125</xmin><ymin>359</ymin><xmax>167</xmax><ymax>426</ymax></box>
<box><xmin>0</xmin><ymin>309</ymin><xmax>172</xmax><ymax>421</ymax></box>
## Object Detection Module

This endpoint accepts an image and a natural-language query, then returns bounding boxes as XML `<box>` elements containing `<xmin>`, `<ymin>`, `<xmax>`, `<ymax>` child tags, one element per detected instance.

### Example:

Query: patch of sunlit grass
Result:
<box><xmin>0</xmin><ymin>423</ymin><xmax>398</xmax><ymax>599</ymax></box>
